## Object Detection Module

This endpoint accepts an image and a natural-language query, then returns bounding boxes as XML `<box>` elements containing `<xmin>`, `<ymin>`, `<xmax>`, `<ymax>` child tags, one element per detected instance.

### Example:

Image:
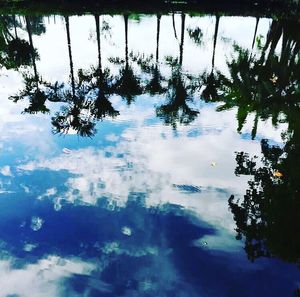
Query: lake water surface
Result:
<box><xmin>0</xmin><ymin>14</ymin><xmax>299</xmax><ymax>297</ymax></box>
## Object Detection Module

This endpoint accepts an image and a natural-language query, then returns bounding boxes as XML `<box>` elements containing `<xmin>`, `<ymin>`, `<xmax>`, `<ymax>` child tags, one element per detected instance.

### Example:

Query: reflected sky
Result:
<box><xmin>0</xmin><ymin>13</ymin><xmax>299</xmax><ymax>297</ymax></box>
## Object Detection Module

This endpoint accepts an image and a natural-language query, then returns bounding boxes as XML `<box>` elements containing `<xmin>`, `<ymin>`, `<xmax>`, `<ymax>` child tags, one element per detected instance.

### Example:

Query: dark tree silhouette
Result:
<box><xmin>0</xmin><ymin>16</ymin><xmax>34</xmax><ymax>70</ymax></box>
<box><xmin>187</xmin><ymin>26</ymin><xmax>203</xmax><ymax>46</ymax></box>
<box><xmin>229</xmin><ymin>125</ymin><xmax>300</xmax><ymax>264</ymax></box>
<box><xmin>226</xmin><ymin>19</ymin><xmax>300</xmax><ymax>259</ymax></box>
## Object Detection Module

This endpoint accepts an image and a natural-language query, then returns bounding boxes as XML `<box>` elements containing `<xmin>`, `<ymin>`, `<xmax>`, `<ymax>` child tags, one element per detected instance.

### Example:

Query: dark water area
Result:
<box><xmin>0</xmin><ymin>12</ymin><xmax>299</xmax><ymax>297</ymax></box>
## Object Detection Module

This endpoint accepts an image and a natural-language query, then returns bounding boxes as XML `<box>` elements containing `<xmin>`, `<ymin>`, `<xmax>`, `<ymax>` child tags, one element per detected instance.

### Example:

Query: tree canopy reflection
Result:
<box><xmin>51</xmin><ymin>15</ymin><xmax>119</xmax><ymax>137</ymax></box>
<box><xmin>7</xmin><ymin>14</ymin><xmax>300</xmax><ymax>142</ymax></box>
<box><xmin>8</xmin><ymin>16</ymin><xmax>62</xmax><ymax>115</ymax></box>
<box><xmin>156</xmin><ymin>13</ymin><xmax>199</xmax><ymax>129</ymax></box>
<box><xmin>201</xmin><ymin>19</ymin><xmax>300</xmax><ymax>139</ymax></box>
<box><xmin>229</xmin><ymin>126</ymin><xmax>300</xmax><ymax>265</ymax></box>
<box><xmin>112</xmin><ymin>14</ymin><xmax>143</xmax><ymax>105</ymax></box>
<box><xmin>213</xmin><ymin>19</ymin><xmax>300</xmax><ymax>266</ymax></box>
<box><xmin>0</xmin><ymin>16</ymin><xmax>35</xmax><ymax>70</ymax></box>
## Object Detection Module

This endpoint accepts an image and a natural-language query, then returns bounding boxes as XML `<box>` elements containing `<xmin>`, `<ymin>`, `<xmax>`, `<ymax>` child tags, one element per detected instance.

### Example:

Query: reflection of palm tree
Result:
<box><xmin>9</xmin><ymin>17</ymin><xmax>54</xmax><ymax>114</ymax></box>
<box><xmin>156</xmin><ymin>13</ymin><xmax>198</xmax><ymax>129</ymax></box>
<box><xmin>205</xmin><ymin>22</ymin><xmax>300</xmax><ymax>263</ymax></box>
<box><xmin>251</xmin><ymin>17</ymin><xmax>259</xmax><ymax>51</ymax></box>
<box><xmin>51</xmin><ymin>90</ymin><xmax>96</xmax><ymax>137</ymax></box>
<box><xmin>114</xmin><ymin>14</ymin><xmax>142</xmax><ymax>105</ymax></box>
<box><xmin>95</xmin><ymin>14</ymin><xmax>102</xmax><ymax>75</ymax></box>
<box><xmin>0</xmin><ymin>16</ymin><xmax>33</xmax><ymax>70</ymax></box>
<box><xmin>51</xmin><ymin>16</ymin><xmax>95</xmax><ymax>137</ymax></box>
<box><xmin>0</xmin><ymin>16</ymin><xmax>15</xmax><ymax>42</ymax></box>
<box><xmin>201</xmin><ymin>15</ymin><xmax>221</xmax><ymax>102</ymax></box>
<box><xmin>156</xmin><ymin>67</ymin><xmax>199</xmax><ymax>129</ymax></box>
<box><xmin>51</xmin><ymin>15</ymin><xmax>118</xmax><ymax>137</ymax></box>
<box><xmin>65</xmin><ymin>16</ymin><xmax>75</xmax><ymax>97</ymax></box>
<box><xmin>25</xmin><ymin>16</ymin><xmax>39</xmax><ymax>88</ymax></box>
<box><xmin>179</xmin><ymin>13</ymin><xmax>185</xmax><ymax>66</ymax></box>
<box><xmin>92</xmin><ymin>14</ymin><xmax>119</xmax><ymax>120</ymax></box>
<box><xmin>259</xmin><ymin>20</ymin><xmax>300</xmax><ymax>67</ymax></box>
<box><xmin>211</xmin><ymin>15</ymin><xmax>219</xmax><ymax>71</ymax></box>
<box><xmin>145</xmin><ymin>14</ymin><xmax>165</xmax><ymax>95</ymax></box>
<box><xmin>172</xmin><ymin>13</ymin><xmax>178</xmax><ymax>40</ymax></box>
<box><xmin>202</xmin><ymin>19</ymin><xmax>300</xmax><ymax>139</ymax></box>
<box><xmin>13</xmin><ymin>15</ymin><xmax>18</xmax><ymax>38</ymax></box>
<box><xmin>170</xmin><ymin>13</ymin><xmax>186</xmax><ymax>67</ymax></box>
<box><xmin>155</xmin><ymin>15</ymin><xmax>161</xmax><ymax>64</ymax></box>
<box><xmin>4</xmin><ymin>38</ymin><xmax>33</xmax><ymax>69</ymax></box>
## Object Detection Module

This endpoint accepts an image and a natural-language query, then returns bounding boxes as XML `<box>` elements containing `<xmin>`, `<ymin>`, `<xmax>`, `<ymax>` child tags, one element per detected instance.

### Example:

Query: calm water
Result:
<box><xmin>0</xmin><ymin>14</ymin><xmax>299</xmax><ymax>297</ymax></box>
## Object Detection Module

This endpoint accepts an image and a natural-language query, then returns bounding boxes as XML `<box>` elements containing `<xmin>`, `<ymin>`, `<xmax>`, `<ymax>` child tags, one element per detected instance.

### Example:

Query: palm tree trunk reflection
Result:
<box><xmin>212</xmin><ymin>15</ymin><xmax>219</xmax><ymax>71</ymax></box>
<box><xmin>25</xmin><ymin>16</ymin><xmax>38</xmax><ymax>88</ymax></box>
<box><xmin>179</xmin><ymin>13</ymin><xmax>185</xmax><ymax>67</ymax></box>
<box><xmin>65</xmin><ymin>16</ymin><xmax>75</xmax><ymax>97</ymax></box>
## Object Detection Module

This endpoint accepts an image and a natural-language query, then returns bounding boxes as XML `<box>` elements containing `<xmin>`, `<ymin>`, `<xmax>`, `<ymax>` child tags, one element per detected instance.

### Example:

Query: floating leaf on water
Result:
<box><xmin>62</xmin><ymin>148</ymin><xmax>72</xmax><ymax>154</ymax></box>
<box><xmin>273</xmin><ymin>170</ymin><xmax>283</xmax><ymax>178</ymax></box>
<box><xmin>122</xmin><ymin>226</ymin><xmax>132</xmax><ymax>236</ymax></box>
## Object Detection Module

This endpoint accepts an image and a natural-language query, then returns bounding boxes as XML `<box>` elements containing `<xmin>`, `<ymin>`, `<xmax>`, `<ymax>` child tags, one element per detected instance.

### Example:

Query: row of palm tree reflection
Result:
<box><xmin>5</xmin><ymin>14</ymin><xmax>300</xmax><ymax>266</ymax></box>
<box><xmin>8</xmin><ymin>15</ymin><xmax>120</xmax><ymax>136</ymax></box>
<box><xmin>8</xmin><ymin>13</ymin><xmax>201</xmax><ymax>135</ymax></box>
<box><xmin>5</xmin><ymin>15</ymin><xmax>300</xmax><ymax>138</ymax></box>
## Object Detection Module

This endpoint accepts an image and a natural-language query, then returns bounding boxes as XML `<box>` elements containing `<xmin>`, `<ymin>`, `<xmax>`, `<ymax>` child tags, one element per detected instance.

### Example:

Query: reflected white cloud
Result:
<box><xmin>30</xmin><ymin>216</ymin><xmax>44</xmax><ymax>231</ymax></box>
<box><xmin>0</xmin><ymin>13</ymin><xmax>296</xmax><ymax>297</ymax></box>
<box><xmin>0</xmin><ymin>165</ymin><xmax>13</xmax><ymax>177</ymax></box>
<box><xmin>0</xmin><ymin>256</ymin><xmax>95</xmax><ymax>297</ymax></box>
<box><xmin>17</xmin><ymin>100</ymin><xmax>287</xmax><ymax>252</ymax></box>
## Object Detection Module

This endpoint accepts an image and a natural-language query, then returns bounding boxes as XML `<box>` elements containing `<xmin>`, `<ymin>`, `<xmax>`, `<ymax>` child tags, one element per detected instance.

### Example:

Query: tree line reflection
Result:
<box><xmin>2</xmin><ymin>15</ymin><xmax>300</xmax><ymax>136</ymax></box>
<box><xmin>3</xmin><ymin>14</ymin><xmax>202</xmax><ymax>135</ymax></box>
<box><xmin>1</xmin><ymin>14</ymin><xmax>300</xmax><ymax>268</ymax></box>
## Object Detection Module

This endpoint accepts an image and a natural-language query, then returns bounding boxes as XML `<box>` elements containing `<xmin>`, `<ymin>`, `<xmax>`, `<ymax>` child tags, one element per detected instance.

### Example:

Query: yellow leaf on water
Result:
<box><xmin>273</xmin><ymin>171</ymin><xmax>283</xmax><ymax>177</ymax></box>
